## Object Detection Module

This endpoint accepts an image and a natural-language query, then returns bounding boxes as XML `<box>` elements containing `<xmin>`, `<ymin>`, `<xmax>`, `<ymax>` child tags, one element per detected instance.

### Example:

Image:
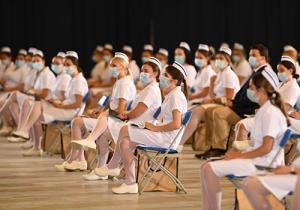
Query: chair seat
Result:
<box><xmin>226</xmin><ymin>174</ymin><xmax>247</xmax><ymax>179</ymax></box>
<box><xmin>53</xmin><ymin>121</ymin><xmax>72</xmax><ymax>128</ymax></box>
<box><xmin>137</xmin><ymin>146</ymin><xmax>178</xmax><ymax>154</ymax></box>
<box><xmin>290</xmin><ymin>133</ymin><xmax>300</xmax><ymax>139</ymax></box>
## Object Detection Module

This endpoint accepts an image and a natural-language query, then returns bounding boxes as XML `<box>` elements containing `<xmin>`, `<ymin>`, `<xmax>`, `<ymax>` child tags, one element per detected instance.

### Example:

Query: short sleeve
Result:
<box><xmin>72</xmin><ymin>78</ymin><xmax>85</xmax><ymax>96</ymax></box>
<box><xmin>170</xmin><ymin>94</ymin><xmax>187</xmax><ymax>114</ymax></box>
<box><xmin>235</xmin><ymin>61</ymin><xmax>253</xmax><ymax>78</ymax></box>
<box><xmin>261</xmin><ymin>110</ymin><xmax>283</xmax><ymax>139</ymax></box>
<box><xmin>56</xmin><ymin>75</ymin><xmax>71</xmax><ymax>92</ymax></box>
<box><xmin>281</xmin><ymin>82</ymin><xmax>300</xmax><ymax>107</ymax></box>
<box><xmin>41</xmin><ymin>71</ymin><xmax>55</xmax><ymax>90</ymax></box>
<box><xmin>223</xmin><ymin>71</ymin><xmax>237</xmax><ymax>89</ymax></box>
<box><xmin>138</xmin><ymin>86</ymin><xmax>160</xmax><ymax>108</ymax></box>
<box><xmin>116</xmin><ymin>79</ymin><xmax>135</xmax><ymax>101</ymax></box>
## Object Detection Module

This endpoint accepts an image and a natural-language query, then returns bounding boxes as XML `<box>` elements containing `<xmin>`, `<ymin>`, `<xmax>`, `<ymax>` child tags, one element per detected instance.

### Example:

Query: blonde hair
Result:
<box><xmin>111</xmin><ymin>57</ymin><xmax>131</xmax><ymax>76</ymax></box>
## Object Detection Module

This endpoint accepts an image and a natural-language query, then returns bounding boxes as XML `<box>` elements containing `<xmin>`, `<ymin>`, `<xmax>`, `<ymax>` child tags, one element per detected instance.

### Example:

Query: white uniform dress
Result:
<box><xmin>128</xmin><ymin>86</ymin><xmax>188</xmax><ymax>149</ymax></box>
<box><xmin>51</xmin><ymin>73</ymin><xmax>72</xmax><ymax>100</ymax></box>
<box><xmin>90</xmin><ymin>60</ymin><xmax>105</xmax><ymax>80</ymax></box>
<box><xmin>191</xmin><ymin>65</ymin><xmax>216</xmax><ymax>103</ymax></box>
<box><xmin>183</xmin><ymin>64</ymin><xmax>197</xmax><ymax>88</ymax></box>
<box><xmin>106</xmin><ymin>76</ymin><xmax>136</xmax><ymax>142</ymax></box>
<box><xmin>209</xmin><ymin>101</ymin><xmax>287</xmax><ymax>177</ymax></box>
<box><xmin>129</xmin><ymin>60</ymin><xmax>140</xmax><ymax>82</ymax></box>
<box><xmin>16</xmin><ymin>67</ymin><xmax>55</xmax><ymax>108</ymax></box>
<box><xmin>90</xmin><ymin>64</ymin><xmax>113</xmax><ymax>96</ymax></box>
<box><xmin>233</xmin><ymin>59</ymin><xmax>253</xmax><ymax>86</ymax></box>
<box><xmin>42</xmin><ymin>73</ymin><xmax>88</xmax><ymax>123</ymax></box>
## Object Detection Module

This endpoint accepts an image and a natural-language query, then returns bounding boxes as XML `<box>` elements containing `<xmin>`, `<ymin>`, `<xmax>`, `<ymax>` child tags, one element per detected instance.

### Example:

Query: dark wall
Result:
<box><xmin>0</xmin><ymin>0</ymin><xmax>299</xmax><ymax>76</ymax></box>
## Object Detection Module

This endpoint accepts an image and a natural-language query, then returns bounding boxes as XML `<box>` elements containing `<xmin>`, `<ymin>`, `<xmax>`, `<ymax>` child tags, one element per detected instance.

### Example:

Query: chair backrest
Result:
<box><xmin>126</xmin><ymin>100</ymin><xmax>133</xmax><ymax>111</ymax></box>
<box><xmin>82</xmin><ymin>91</ymin><xmax>90</xmax><ymax>103</ymax></box>
<box><xmin>77</xmin><ymin>91</ymin><xmax>90</xmax><ymax>116</ymax></box>
<box><xmin>153</xmin><ymin>107</ymin><xmax>161</xmax><ymax>119</ymax></box>
<box><xmin>97</xmin><ymin>95</ymin><xmax>110</xmax><ymax>109</ymax></box>
<box><xmin>182</xmin><ymin>110</ymin><xmax>192</xmax><ymax>126</ymax></box>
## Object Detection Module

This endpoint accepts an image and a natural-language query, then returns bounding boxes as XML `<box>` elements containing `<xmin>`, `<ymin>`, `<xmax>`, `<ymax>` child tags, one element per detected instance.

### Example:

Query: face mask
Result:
<box><xmin>103</xmin><ymin>55</ymin><xmax>111</xmax><ymax>63</ymax></box>
<box><xmin>15</xmin><ymin>60</ymin><xmax>25</xmax><ymax>68</ymax></box>
<box><xmin>109</xmin><ymin>67</ymin><xmax>119</xmax><ymax>78</ymax></box>
<box><xmin>92</xmin><ymin>55</ymin><xmax>98</xmax><ymax>62</ymax></box>
<box><xmin>232</xmin><ymin>55</ymin><xmax>241</xmax><ymax>63</ymax></box>
<box><xmin>1</xmin><ymin>59</ymin><xmax>9</xmax><ymax>66</ymax></box>
<box><xmin>32</xmin><ymin>62</ymin><xmax>42</xmax><ymax>71</ymax></box>
<box><xmin>159</xmin><ymin>75</ymin><xmax>170</xmax><ymax>88</ymax></box>
<box><xmin>26</xmin><ymin>62</ymin><xmax>33</xmax><ymax>69</ymax></box>
<box><xmin>248</xmin><ymin>56</ymin><xmax>258</xmax><ymax>68</ymax></box>
<box><xmin>246</xmin><ymin>89</ymin><xmax>258</xmax><ymax>103</ymax></box>
<box><xmin>65</xmin><ymin>66</ymin><xmax>73</xmax><ymax>75</ymax></box>
<box><xmin>141</xmin><ymin>57</ymin><xmax>149</xmax><ymax>63</ymax></box>
<box><xmin>194</xmin><ymin>58</ymin><xmax>206</xmax><ymax>68</ymax></box>
<box><xmin>174</xmin><ymin>55</ymin><xmax>185</xmax><ymax>65</ymax></box>
<box><xmin>277</xmin><ymin>72</ymin><xmax>289</xmax><ymax>82</ymax></box>
<box><xmin>51</xmin><ymin>64</ymin><xmax>62</xmax><ymax>74</ymax></box>
<box><xmin>139</xmin><ymin>72</ymin><xmax>151</xmax><ymax>85</ymax></box>
<box><xmin>215</xmin><ymin>59</ymin><xmax>226</xmax><ymax>70</ymax></box>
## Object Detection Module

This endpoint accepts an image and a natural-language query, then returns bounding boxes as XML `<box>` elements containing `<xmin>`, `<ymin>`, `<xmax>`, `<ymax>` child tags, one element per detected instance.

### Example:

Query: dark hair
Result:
<box><xmin>279</xmin><ymin>60</ymin><xmax>299</xmax><ymax>79</ymax></box>
<box><xmin>216</xmin><ymin>51</ymin><xmax>232</xmax><ymax>65</ymax></box>
<box><xmin>0</xmin><ymin>52</ymin><xmax>12</xmax><ymax>57</ymax></box>
<box><xmin>165</xmin><ymin>65</ymin><xmax>188</xmax><ymax>98</ymax></box>
<box><xmin>252</xmin><ymin>73</ymin><xmax>290</xmax><ymax>126</ymax></box>
<box><xmin>250</xmin><ymin>44</ymin><xmax>270</xmax><ymax>62</ymax></box>
<box><xmin>144</xmin><ymin>61</ymin><xmax>160</xmax><ymax>81</ymax></box>
<box><xmin>177</xmin><ymin>47</ymin><xmax>192</xmax><ymax>65</ymax></box>
<box><xmin>66</xmin><ymin>56</ymin><xmax>79</xmax><ymax>66</ymax></box>
<box><xmin>142</xmin><ymin>50</ymin><xmax>153</xmax><ymax>56</ymax></box>
<box><xmin>123</xmin><ymin>50</ymin><xmax>133</xmax><ymax>60</ymax></box>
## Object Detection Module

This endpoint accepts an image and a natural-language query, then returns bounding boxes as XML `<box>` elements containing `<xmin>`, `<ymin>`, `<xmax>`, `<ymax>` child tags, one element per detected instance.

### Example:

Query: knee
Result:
<box><xmin>71</xmin><ymin>117</ymin><xmax>83</xmax><ymax>129</ymax></box>
<box><xmin>241</xmin><ymin>176</ymin><xmax>259</xmax><ymax>192</ymax></box>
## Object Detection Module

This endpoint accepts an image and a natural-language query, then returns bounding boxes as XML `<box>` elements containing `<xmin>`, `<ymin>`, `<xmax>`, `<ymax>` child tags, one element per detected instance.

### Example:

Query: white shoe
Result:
<box><xmin>71</xmin><ymin>139</ymin><xmax>96</xmax><ymax>150</ymax></box>
<box><xmin>94</xmin><ymin>166</ymin><xmax>120</xmax><ymax>177</ymax></box>
<box><xmin>12</xmin><ymin>130</ymin><xmax>29</xmax><ymax>139</ymax></box>
<box><xmin>0</xmin><ymin>126</ymin><xmax>13</xmax><ymax>136</ymax></box>
<box><xmin>22</xmin><ymin>148</ymin><xmax>43</xmax><ymax>156</ymax></box>
<box><xmin>177</xmin><ymin>145</ymin><xmax>184</xmax><ymax>153</ymax></box>
<box><xmin>7</xmin><ymin>136</ymin><xmax>26</xmax><ymax>143</ymax></box>
<box><xmin>20</xmin><ymin>141</ymin><xmax>33</xmax><ymax>150</ymax></box>
<box><xmin>54</xmin><ymin>161</ymin><xmax>68</xmax><ymax>172</ymax></box>
<box><xmin>112</xmin><ymin>183</ymin><xmax>138</xmax><ymax>194</ymax></box>
<box><xmin>63</xmin><ymin>161</ymin><xmax>87</xmax><ymax>171</ymax></box>
<box><xmin>83</xmin><ymin>170</ymin><xmax>108</xmax><ymax>181</ymax></box>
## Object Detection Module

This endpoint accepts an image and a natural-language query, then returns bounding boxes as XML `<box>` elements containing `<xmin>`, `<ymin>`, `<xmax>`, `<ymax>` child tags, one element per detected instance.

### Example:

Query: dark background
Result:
<box><xmin>0</xmin><ymin>0</ymin><xmax>299</xmax><ymax>76</ymax></box>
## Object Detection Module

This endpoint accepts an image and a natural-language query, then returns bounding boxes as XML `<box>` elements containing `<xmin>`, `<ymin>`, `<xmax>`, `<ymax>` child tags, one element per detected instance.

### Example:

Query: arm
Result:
<box><xmin>238</xmin><ymin>76</ymin><xmax>246</xmax><ymax>86</ymax></box>
<box><xmin>3</xmin><ymin>84</ymin><xmax>24</xmax><ymax>92</ymax></box>
<box><xmin>125</xmin><ymin>102</ymin><xmax>148</xmax><ymax>119</ymax></box>
<box><xmin>52</xmin><ymin>94</ymin><xmax>83</xmax><ymax>109</ymax></box>
<box><xmin>34</xmin><ymin>88</ymin><xmax>50</xmax><ymax>99</ymax></box>
<box><xmin>113</xmin><ymin>98</ymin><xmax>128</xmax><ymax>115</ymax></box>
<box><xmin>58</xmin><ymin>90</ymin><xmax>66</xmax><ymax>101</ymax></box>
<box><xmin>189</xmin><ymin>87</ymin><xmax>209</xmax><ymax>100</ymax></box>
<box><xmin>145</xmin><ymin>110</ymin><xmax>182</xmax><ymax>132</ymax></box>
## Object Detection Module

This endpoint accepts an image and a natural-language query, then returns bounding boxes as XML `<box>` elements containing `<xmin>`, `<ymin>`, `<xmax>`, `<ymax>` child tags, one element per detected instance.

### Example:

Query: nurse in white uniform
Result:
<box><xmin>62</xmin><ymin>52</ymin><xmax>136</xmax><ymax>171</ymax></box>
<box><xmin>12</xmin><ymin>51</ymin><xmax>88</xmax><ymax>156</ymax></box>
<box><xmin>231</xmin><ymin>43</ymin><xmax>253</xmax><ymax>86</ymax></box>
<box><xmin>188</xmin><ymin>44</ymin><xmax>216</xmax><ymax>103</ymax></box>
<box><xmin>156</xmin><ymin>48</ymin><xmax>169</xmax><ymax>75</ymax></box>
<box><xmin>0</xmin><ymin>47</ymin><xmax>14</xmax><ymax>81</ymax></box>
<box><xmin>200</xmin><ymin>71</ymin><xmax>289</xmax><ymax>210</ymax></box>
<box><xmin>88</xmin><ymin>45</ymin><xmax>104</xmax><ymax>86</ymax></box>
<box><xmin>80</xmin><ymin>57</ymin><xmax>162</xmax><ymax>180</ymax></box>
<box><xmin>141</xmin><ymin>44</ymin><xmax>154</xmax><ymax>64</ymax></box>
<box><xmin>180</xmin><ymin>46</ymin><xmax>240</xmax><ymax>145</ymax></box>
<box><xmin>174</xmin><ymin>42</ymin><xmax>197</xmax><ymax>88</ymax></box>
<box><xmin>122</xmin><ymin>45</ymin><xmax>140</xmax><ymax>82</ymax></box>
<box><xmin>242</xmin><ymin>142</ymin><xmax>300</xmax><ymax>210</ymax></box>
<box><xmin>100</xmin><ymin>61</ymin><xmax>188</xmax><ymax>194</ymax></box>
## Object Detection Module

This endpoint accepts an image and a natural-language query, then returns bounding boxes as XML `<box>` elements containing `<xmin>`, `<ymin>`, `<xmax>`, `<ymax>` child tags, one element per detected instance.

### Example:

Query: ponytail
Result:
<box><xmin>268</xmin><ymin>91</ymin><xmax>290</xmax><ymax>126</ymax></box>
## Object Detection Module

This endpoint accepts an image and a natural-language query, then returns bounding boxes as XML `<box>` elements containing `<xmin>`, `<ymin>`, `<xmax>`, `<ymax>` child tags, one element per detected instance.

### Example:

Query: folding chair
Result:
<box><xmin>225</xmin><ymin>129</ymin><xmax>292</xmax><ymax>209</ymax></box>
<box><xmin>136</xmin><ymin>110</ymin><xmax>192</xmax><ymax>194</ymax></box>
<box><xmin>45</xmin><ymin>92</ymin><xmax>91</xmax><ymax>158</ymax></box>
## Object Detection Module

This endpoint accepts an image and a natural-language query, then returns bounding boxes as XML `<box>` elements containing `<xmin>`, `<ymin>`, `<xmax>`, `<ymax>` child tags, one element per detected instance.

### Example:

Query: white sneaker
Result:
<box><xmin>63</xmin><ymin>161</ymin><xmax>87</xmax><ymax>171</ymax></box>
<box><xmin>83</xmin><ymin>170</ymin><xmax>108</xmax><ymax>181</ymax></box>
<box><xmin>7</xmin><ymin>136</ymin><xmax>26</xmax><ymax>143</ymax></box>
<box><xmin>54</xmin><ymin>161</ymin><xmax>68</xmax><ymax>172</ymax></box>
<box><xmin>177</xmin><ymin>145</ymin><xmax>184</xmax><ymax>153</ymax></box>
<box><xmin>22</xmin><ymin>148</ymin><xmax>43</xmax><ymax>156</ymax></box>
<box><xmin>94</xmin><ymin>166</ymin><xmax>120</xmax><ymax>177</ymax></box>
<box><xmin>12</xmin><ymin>130</ymin><xmax>29</xmax><ymax>139</ymax></box>
<box><xmin>20</xmin><ymin>141</ymin><xmax>33</xmax><ymax>150</ymax></box>
<box><xmin>71</xmin><ymin>139</ymin><xmax>96</xmax><ymax>150</ymax></box>
<box><xmin>0</xmin><ymin>126</ymin><xmax>13</xmax><ymax>136</ymax></box>
<box><xmin>112</xmin><ymin>183</ymin><xmax>138</xmax><ymax>194</ymax></box>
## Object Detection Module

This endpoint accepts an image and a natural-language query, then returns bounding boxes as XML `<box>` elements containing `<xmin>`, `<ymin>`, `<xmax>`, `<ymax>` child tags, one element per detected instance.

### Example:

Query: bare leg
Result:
<box><xmin>68</xmin><ymin>117</ymin><xmax>85</xmax><ymax>162</ymax></box>
<box><xmin>95</xmin><ymin>128</ymin><xmax>112</xmax><ymax>167</ymax></box>
<box><xmin>180</xmin><ymin>106</ymin><xmax>205</xmax><ymax>145</ymax></box>
<box><xmin>292</xmin><ymin>174</ymin><xmax>300</xmax><ymax>210</ymax></box>
<box><xmin>86</xmin><ymin>114</ymin><xmax>108</xmax><ymax>142</ymax></box>
<box><xmin>200</xmin><ymin>162</ymin><xmax>222</xmax><ymax>210</ymax></box>
<box><xmin>18</xmin><ymin>102</ymin><xmax>42</xmax><ymax>133</ymax></box>
<box><xmin>242</xmin><ymin>177</ymin><xmax>272</xmax><ymax>210</ymax></box>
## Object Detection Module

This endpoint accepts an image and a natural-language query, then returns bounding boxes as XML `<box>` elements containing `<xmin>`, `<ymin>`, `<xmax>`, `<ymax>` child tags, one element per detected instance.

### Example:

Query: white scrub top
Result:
<box><xmin>277</xmin><ymin>78</ymin><xmax>300</xmax><ymax>109</ymax></box>
<box><xmin>0</xmin><ymin>62</ymin><xmax>15</xmax><ymax>80</ymax></box>
<box><xmin>129</xmin><ymin>60</ymin><xmax>140</xmax><ymax>82</ymax></box>
<box><xmin>3</xmin><ymin>64</ymin><xmax>24</xmax><ymax>88</ymax></box>
<box><xmin>90</xmin><ymin>60</ymin><xmax>105</xmax><ymax>80</ymax></box>
<box><xmin>210</xmin><ymin>100</ymin><xmax>287</xmax><ymax>177</ymax></box>
<box><xmin>52</xmin><ymin>73</ymin><xmax>72</xmax><ymax>100</ymax></box>
<box><xmin>183</xmin><ymin>64</ymin><xmax>197</xmax><ymax>88</ymax></box>
<box><xmin>233</xmin><ymin>59</ymin><xmax>253</xmax><ymax>86</ymax></box>
<box><xmin>193</xmin><ymin>65</ymin><xmax>216</xmax><ymax>93</ymax></box>
<box><xmin>33</xmin><ymin>67</ymin><xmax>56</xmax><ymax>99</ymax></box>
<box><xmin>128</xmin><ymin>86</ymin><xmax>188</xmax><ymax>149</ymax></box>
<box><xmin>213</xmin><ymin>66</ymin><xmax>240</xmax><ymax>99</ymax></box>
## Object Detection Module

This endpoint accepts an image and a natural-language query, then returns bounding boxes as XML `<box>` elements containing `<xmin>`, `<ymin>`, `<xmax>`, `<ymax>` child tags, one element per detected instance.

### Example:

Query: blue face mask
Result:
<box><xmin>139</xmin><ymin>72</ymin><xmax>151</xmax><ymax>85</ymax></box>
<box><xmin>1</xmin><ymin>59</ymin><xmax>9</xmax><ymax>66</ymax></box>
<box><xmin>194</xmin><ymin>58</ymin><xmax>206</xmax><ymax>68</ymax></box>
<box><xmin>277</xmin><ymin>72</ymin><xmax>289</xmax><ymax>82</ymax></box>
<box><xmin>174</xmin><ymin>55</ymin><xmax>185</xmax><ymax>65</ymax></box>
<box><xmin>246</xmin><ymin>89</ymin><xmax>258</xmax><ymax>103</ymax></box>
<box><xmin>248</xmin><ymin>56</ymin><xmax>258</xmax><ymax>68</ymax></box>
<box><xmin>51</xmin><ymin>64</ymin><xmax>62</xmax><ymax>74</ymax></box>
<box><xmin>103</xmin><ymin>55</ymin><xmax>111</xmax><ymax>63</ymax></box>
<box><xmin>215</xmin><ymin>59</ymin><xmax>226</xmax><ymax>70</ymax></box>
<box><xmin>32</xmin><ymin>62</ymin><xmax>42</xmax><ymax>71</ymax></box>
<box><xmin>26</xmin><ymin>62</ymin><xmax>32</xmax><ymax>69</ymax></box>
<box><xmin>15</xmin><ymin>60</ymin><xmax>25</xmax><ymax>68</ymax></box>
<box><xmin>232</xmin><ymin>55</ymin><xmax>241</xmax><ymax>63</ymax></box>
<box><xmin>159</xmin><ymin>75</ymin><xmax>170</xmax><ymax>88</ymax></box>
<box><xmin>109</xmin><ymin>67</ymin><xmax>119</xmax><ymax>78</ymax></box>
<box><xmin>141</xmin><ymin>57</ymin><xmax>149</xmax><ymax>63</ymax></box>
<box><xmin>64</xmin><ymin>66</ymin><xmax>73</xmax><ymax>75</ymax></box>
